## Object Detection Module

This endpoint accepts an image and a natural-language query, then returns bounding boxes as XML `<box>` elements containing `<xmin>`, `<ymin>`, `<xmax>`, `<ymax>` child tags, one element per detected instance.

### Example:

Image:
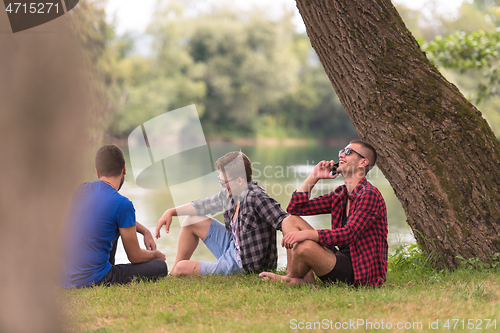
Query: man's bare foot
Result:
<box><xmin>259</xmin><ymin>270</ymin><xmax>315</xmax><ymax>286</ymax></box>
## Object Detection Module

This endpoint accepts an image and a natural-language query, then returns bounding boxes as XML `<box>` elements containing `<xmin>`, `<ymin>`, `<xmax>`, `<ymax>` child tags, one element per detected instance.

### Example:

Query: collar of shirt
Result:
<box><xmin>230</xmin><ymin>179</ymin><xmax>257</xmax><ymax>203</ymax></box>
<box><xmin>346</xmin><ymin>177</ymin><xmax>368</xmax><ymax>201</ymax></box>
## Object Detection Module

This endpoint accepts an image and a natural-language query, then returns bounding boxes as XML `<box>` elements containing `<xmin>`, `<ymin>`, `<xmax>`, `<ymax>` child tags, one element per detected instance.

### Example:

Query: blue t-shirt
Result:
<box><xmin>61</xmin><ymin>181</ymin><xmax>136</xmax><ymax>288</ymax></box>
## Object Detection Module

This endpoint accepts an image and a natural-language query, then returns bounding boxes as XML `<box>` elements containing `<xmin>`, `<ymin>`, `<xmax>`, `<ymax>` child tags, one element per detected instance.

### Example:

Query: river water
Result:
<box><xmin>114</xmin><ymin>144</ymin><xmax>414</xmax><ymax>269</ymax></box>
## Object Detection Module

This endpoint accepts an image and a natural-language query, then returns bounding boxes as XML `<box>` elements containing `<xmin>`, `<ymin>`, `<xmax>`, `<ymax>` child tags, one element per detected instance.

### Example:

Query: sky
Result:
<box><xmin>105</xmin><ymin>0</ymin><xmax>468</xmax><ymax>35</ymax></box>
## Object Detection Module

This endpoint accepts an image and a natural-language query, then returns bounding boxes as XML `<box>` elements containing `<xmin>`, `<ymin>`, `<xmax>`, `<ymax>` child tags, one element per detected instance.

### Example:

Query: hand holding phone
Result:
<box><xmin>330</xmin><ymin>162</ymin><xmax>339</xmax><ymax>175</ymax></box>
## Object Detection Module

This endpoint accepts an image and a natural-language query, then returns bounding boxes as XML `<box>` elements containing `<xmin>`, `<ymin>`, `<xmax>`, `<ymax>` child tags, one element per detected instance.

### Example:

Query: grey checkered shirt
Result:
<box><xmin>191</xmin><ymin>180</ymin><xmax>289</xmax><ymax>272</ymax></box>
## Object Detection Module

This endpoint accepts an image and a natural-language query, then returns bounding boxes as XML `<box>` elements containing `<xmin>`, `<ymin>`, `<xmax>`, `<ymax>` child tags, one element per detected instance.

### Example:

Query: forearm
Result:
<box><xmin>282</xmin><ymin>229</ymin><xmax>320</xmax><ymax>249</ymax></box>
<box><xmin>136</xmin><ymin>221</ymin><xmax>157</xmax><ymax>250</ymax></box>
<box><xmin>303</xmin><ymin>229</ymin><xmax>320</xmax><ymax>242</ymax></box>
<box><xmin>297</xmin><ymin>160</ymin><xmax>336</xmax><ymax>193</ymax></box>
<box><xmin>167</xmin><ymin>203</ymin><xmax>198</xmax><ymax>217</ymax></box>
<box><xmin>128</xmin><ymin>248</ymin><xmax>162</xmax><ymax>264</ymax></box>
<box><xmin>121</xmin><ymin>226</ymin><xmax>165</xmax><ymax>262</ymax></box>
<box><xmin>297</xmin><ymin>173</ymin><xmax>320</xmax><ymax>193</ymax></box>
<box><xmin>135</xmin><ymin>221</ymin><xmax>149</xmax><ymax>235</ymax></box>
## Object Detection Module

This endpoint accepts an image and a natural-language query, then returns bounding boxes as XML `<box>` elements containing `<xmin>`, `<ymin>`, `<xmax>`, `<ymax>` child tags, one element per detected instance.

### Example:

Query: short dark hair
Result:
<box><xmin>350</xmin><ymin>139</ymin><xmax>377</xmax><ymax>168</ymax></box>
<box><xmin>95</xmin><ymin>144</ymin><xmax>125</xmax><ymax>177</ymax></box>
<box><xmin>215</xmin><ymin>151</ymin><xmax>252</xmax><ymax>183</ymax></box>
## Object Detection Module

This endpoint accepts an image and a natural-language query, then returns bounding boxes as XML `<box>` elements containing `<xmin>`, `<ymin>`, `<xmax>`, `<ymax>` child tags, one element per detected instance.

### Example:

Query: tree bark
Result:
<box><xmin>296</xmin><ymin>0</ymin><xmax>500</xmax><ymax>267</ymax></box>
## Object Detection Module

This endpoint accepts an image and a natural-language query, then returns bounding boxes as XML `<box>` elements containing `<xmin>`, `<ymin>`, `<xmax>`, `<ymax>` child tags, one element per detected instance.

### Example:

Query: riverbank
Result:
<box><xmin>102</xmin><ymin>134</ymin><xmax>356</xmax><ymax>148</ymax></box>
<box><xmin>61</xmin><ymin>246</ymin><xmax>500</xmax><ymax>332</ymax></box>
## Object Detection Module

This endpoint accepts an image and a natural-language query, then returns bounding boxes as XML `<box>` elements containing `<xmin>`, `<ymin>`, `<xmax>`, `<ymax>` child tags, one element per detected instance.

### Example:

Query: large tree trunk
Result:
<box><xmin>296</xmin><ymin>0</ymin><xmax>500</xmax><ymax>267</ymax></box>
<box><xmin>0</xmin><ymin>15</ymin><xmax>88</xmax><ymax>332</ymax></box>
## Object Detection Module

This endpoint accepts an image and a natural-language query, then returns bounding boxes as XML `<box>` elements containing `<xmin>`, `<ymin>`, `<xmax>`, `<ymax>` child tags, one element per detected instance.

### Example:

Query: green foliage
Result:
<box><xmin>456</xmin><ymin>252</ymin><xmax>500</xmax><ymax>271</ymax></box>
<box><xmin>423</xmin><ymin>29</ymin><xmax>500</xmax><ymax>103</ymax></box>
<box><xmin>74</xmin><ymin>0</ymin><xmax>500</xmax><ymax>140</ymax></box>
<box><xmin>388</xmin><ymin>243</ymin><xmax>433</xmax><ymax>271</ymax></box>
<box><xmin>259</xmin><ymin>50</ymin><xmax>356</xmax><ymax>139</ymax></box>
<box><xmin>72</xmin><ymin>0</ymin><xmax>357</xmax><ymax>140</ymax></box>
<box><xmin>67</xmin><ymin>0</ymin><xmax>115</xmax><ymax>143</ymax></box>
<box><xmin>185</xmin><ymin>8</ymin><xmax>300</xmax><ymax>135</ymax></box>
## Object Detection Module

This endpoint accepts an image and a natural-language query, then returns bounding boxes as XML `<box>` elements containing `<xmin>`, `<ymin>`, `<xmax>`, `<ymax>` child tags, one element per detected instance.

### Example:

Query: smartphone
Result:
<box><xmin>330</xmin><ymin>162</ymin><xmax>339</xmax><ymax>175</ymax></box>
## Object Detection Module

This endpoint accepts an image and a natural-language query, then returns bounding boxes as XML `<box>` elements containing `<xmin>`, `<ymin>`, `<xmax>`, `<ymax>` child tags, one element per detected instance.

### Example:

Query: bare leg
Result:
<box><xmin>286</xmin><ymin>249</ymin><xmax>292</xmax><ymax>274</ymax></box>
<box><xmin>172</xmin><ymin>216</ymin><xmax>211</xmax><ymax>273</ymax></box>
<box><xmin>282</xmin><ymin>215</ymin><xmax>315</xmax><ymax>235</ymax></box>
<box><xmin>260</xmin><ymin>268</ymin><xmax>316</xmax><ymax>285</ymax></box>
<box><xmin>282</xmin><ymin>215</ymin><xmax>315</xmax><ymax>276</ymax></box>
<box><xmin>260</xmin><ymin>215</ymin><xmax>337</xmax><ymax>285</ymax></box>
<box><xmin>171</xmin><ymin>260</ymin><xmax>201</xmax><ymax>277</ymax></box>
<box><xmin>260</xmin><ymin>241</ymin><xmax>336</xmax><ymax>285</ymax></box>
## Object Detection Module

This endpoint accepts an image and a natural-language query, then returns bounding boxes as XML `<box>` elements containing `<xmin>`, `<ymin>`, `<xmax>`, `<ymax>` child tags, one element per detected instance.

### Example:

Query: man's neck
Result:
<box><xmin>99</xmin><ymin>176</ymin><xmax>121</xmax><ymax>191</ymax></box>
<box><xmin>343</xmin><ymin>175</ymin><xmax>365</xmax><ymax>194</ymax></box>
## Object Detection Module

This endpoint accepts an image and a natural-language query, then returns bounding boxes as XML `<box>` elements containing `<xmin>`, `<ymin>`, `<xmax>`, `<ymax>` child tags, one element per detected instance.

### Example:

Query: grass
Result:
<box><xmin>61</xmin><ymin>245</ymin><xmax>500</xmax><ymax>332</ymax></box>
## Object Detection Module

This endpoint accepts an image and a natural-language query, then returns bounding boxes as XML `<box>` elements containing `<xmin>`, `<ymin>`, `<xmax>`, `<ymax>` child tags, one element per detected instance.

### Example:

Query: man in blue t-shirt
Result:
<box><xmin>61</xmin><ymin>145</ymin><xmax>167</xmax><ymax>288</ymax></box>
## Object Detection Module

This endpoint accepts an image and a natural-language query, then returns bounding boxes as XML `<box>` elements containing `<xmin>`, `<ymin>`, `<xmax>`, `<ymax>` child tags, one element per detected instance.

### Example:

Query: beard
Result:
<box><xmin>117</xmin><ymin>174</ymin><xmax>125</xmax><ymax>191</ymax></box>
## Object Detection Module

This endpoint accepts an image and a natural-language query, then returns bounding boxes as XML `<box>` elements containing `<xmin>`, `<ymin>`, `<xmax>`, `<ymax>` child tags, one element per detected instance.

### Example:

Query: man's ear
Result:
<box><xmin>359</xmin><ymin>158</ymin><xmax>369</xmax><ymax>169</ymax></box>
<box><xmin>123</xmin><ymin>164</ymin><xmax>127</xmax><ymax>175</ymax></box>
<box><xmin>95</xmin><ymin>168</ymin><xmax>100</xmax><ymax>178</ymax></box>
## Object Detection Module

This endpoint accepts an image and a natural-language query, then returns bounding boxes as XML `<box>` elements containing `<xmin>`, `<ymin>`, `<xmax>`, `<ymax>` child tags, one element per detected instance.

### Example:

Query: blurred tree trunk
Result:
<box><xmin>296</xmin><ymin>0</ymin><xmax>500</xmax><ymax>267</ymax></box>
<box><xmin>0</xmin><ymin>12</ymin><xmax>87</xmax><ymax>333</ymax></box>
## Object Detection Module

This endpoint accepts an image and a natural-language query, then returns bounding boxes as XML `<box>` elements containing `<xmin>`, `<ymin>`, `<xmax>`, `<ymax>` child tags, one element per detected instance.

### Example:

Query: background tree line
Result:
<box><xmin>70</xmin><ymin>0</ymin><xmax>500</xmax><ymax>142</ymax></box>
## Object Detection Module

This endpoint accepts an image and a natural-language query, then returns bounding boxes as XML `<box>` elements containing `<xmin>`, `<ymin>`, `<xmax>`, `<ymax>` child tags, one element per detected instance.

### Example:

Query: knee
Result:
<box><xmin>171</xmin><ymin>260</ymin><xmax>198</xmax><ymax>277</ymax></box>
<box><xmin>282</xmin><ymin>215</ymin><xmax>306</xmax><ymax>233</ymax></box>
<box><xmin>282</xmin><ymin>215</ymin><xmax>297</xmax><ymax>232</ymax></box>
<box><xmin>182</xmin><ymin>215</ymin><xmax>211</xmax><ymax>228</ymax></box>
<box><xmin>282</xmin><ymin>215</ymin><xmax>293</xmax><ymax>229</ymax></box>
<box><xmin>151</xmin><ymin>259</ymin><xmax>169</xmax><ymax>276</ymax></box>
<box><xmin>293</xmin><ymin>240</ymin><xmax>318</xmax><ymax>258</ymax></box>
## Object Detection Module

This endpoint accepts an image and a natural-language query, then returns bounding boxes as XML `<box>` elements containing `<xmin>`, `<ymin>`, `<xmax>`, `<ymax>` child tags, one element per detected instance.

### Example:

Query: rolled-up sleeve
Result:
<box><xmin>287</xmin><ymin>191</ymin><xmax>334</xmax><ymax>216</ymax></box>
<box><xmin>191</xmin><ymin>191</ymin><xmax>226</xmax><ymax>216</ymax></box>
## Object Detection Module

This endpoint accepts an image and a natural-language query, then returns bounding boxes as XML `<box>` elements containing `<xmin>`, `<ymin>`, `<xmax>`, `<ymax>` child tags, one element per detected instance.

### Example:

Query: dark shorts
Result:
<box><xmin>95</xmin><ymin>238</ymin><xmax>168</xmax><ymax>287</ymax></box>
<box><xmin>96</xmin><ymin>259</ymin><xmax>168</xmax><ymax>286</ymax></box>
<box><xmin>317</xmin><ymin>248</ymin><xmax>354</xmax><ymax>285</ymax></box>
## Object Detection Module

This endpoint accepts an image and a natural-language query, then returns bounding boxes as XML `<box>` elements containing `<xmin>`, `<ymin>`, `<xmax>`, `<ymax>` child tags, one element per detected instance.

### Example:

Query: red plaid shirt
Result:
<box><xmin>287</xmin><ymin>178</ymin><xmax>388</xmax><ymax>287</ymax></box>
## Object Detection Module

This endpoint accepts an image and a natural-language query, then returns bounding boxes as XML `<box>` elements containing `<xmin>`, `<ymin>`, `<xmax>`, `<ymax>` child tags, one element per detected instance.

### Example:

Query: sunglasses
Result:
<box><xmin>339</xmin><ymin>148</ymin><xmax>366</xmax><ymax>159</ymax></box>
<box><xmin>218</xmin><ymin>176</ymin><xmax>239</xmax><ymax>186</ymax></box>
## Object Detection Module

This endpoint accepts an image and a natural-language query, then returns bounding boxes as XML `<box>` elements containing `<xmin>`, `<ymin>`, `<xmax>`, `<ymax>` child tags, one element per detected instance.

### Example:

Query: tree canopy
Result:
<box><xmin>70</xmin><ymin>0</ymin><xmax>500</xmax><ymax>142</ymax></box>
<box><xmin>68</xmin><ymin>0</ymin><xmax>361</xmax><ymax>140</ymax></box>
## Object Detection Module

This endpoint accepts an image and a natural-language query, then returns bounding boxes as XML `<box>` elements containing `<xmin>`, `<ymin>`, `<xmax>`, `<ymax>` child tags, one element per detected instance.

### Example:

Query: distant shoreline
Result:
<box><xmin>105</xmin><ymin>135</ymin><xmax>358</xmax><ymax>147</ymax></box>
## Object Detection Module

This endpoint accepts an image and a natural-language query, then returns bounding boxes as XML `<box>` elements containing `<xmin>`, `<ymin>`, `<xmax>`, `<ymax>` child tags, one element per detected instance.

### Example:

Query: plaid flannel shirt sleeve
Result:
<box><xmin>287</xmin><ymin>190</ymin><xmax>333</xmax><ymax>216</ymax></box>
<box><xmin>253</xmin><ymin>192</ymin><xmax>289</xmax><ymax>231</ymax></box>
<box><xmin>317</xmin><ymin>188</ymin><xmax>382</xmax><ymax>247</ymax></box>
<box><xmin>191</xmin><ymin>190</ymin><xmax>225</xmax><ymax>216</ymax></box>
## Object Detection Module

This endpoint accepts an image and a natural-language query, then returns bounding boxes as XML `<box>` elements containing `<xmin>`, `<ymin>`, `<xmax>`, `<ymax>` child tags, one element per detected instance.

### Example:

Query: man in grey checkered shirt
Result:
<box><xmin>155</xmin><ymin>151</ymin><xmax>289</xmax><ymax>276</ymax></box>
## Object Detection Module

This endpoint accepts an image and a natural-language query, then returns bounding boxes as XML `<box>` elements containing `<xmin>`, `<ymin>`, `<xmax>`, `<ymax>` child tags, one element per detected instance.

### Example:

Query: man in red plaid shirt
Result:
<box><xmin>260</xmin><ymin>140</ymin><xmax>388</xmax><ymax>287</ymax></box>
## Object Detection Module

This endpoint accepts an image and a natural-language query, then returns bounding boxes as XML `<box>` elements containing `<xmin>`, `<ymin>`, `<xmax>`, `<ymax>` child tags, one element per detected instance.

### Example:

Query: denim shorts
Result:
<box><xmin>199</xmin><ymin>219</ymin><xmax>245</xmax><ymax>275</ymax></box>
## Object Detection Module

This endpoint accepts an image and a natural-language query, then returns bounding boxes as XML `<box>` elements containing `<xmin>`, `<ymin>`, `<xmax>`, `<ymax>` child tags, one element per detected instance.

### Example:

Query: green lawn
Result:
<box><xmin>61</xmin><ymin>246</ymin><xmax>500</xmax><ymax>332</ymax></box>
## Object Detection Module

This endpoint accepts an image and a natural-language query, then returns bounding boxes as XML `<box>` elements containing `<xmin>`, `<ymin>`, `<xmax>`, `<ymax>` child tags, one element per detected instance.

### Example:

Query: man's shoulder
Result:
<box><xmin>245</xmin><ymin>180</ymin><xmax>272</xmax><ymax>200</ymax></box>
<box><xmin>247</xmin><ymin>180</ymin><xmax>266</xmax><ymax>193</ymax></box>
<box><xmin>366</xmin><ymin>179</ymin><xmax>383</xmax><ymax>195</ymax></box>
<box><xmin>73</xmin><ymin>181</ymin><xmax>133</xmax><ymax>208</ymax></box>
<box><xmin>356</xmin><ymin>179</ymin><xmax>385</xmax><ymax>202</ymax></box>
